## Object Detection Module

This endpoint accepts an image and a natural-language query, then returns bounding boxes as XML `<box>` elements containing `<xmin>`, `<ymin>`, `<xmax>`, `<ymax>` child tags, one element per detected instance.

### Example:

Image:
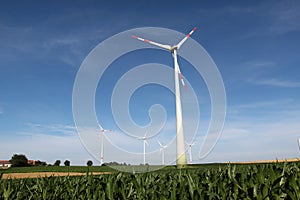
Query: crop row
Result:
<box><xmin>0</xmin><ymin>162</ymin><xmax>299</xmax><ymax>199</ymax></box>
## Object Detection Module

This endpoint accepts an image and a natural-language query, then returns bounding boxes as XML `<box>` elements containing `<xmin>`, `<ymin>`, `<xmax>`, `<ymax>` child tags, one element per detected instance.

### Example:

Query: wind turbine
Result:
<box><xmin>99</xmin><ymin>125</ymin><xmax>112</xmax><ymax>166</ymax></box>
<box><xmin>158</xmin><ymin>141</ymin><xmax>168</xmax><ymax>165</ymax></box>
<box><xmin>298</xmin><ymin>138</ymin><xmax>300</xmax><ymax>150</ymax></box>
<box><xmin>138</xmin><ymin>132</ymin><xmax>149</xmax><ymax>165</ymax></box>
<box><xmin>186</xmin><ymin>142</ymin><xmax>196</xmax><ymax>164</ymax></box>
<box><xmin>132</xmin><ymin>27</ymin><xmax>197</xmax><ymax>167</ymax></box>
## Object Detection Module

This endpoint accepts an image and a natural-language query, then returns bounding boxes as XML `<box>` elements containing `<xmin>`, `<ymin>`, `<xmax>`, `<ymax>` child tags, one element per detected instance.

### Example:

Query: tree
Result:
<box><xmin>54</xmin><ymin>160</ymin><xmax>61</xmax><ymax>166</ymax></box>
<box><xmin>35</xmin><ymin>160</ymin><xmax>47</xmax><ymax>166</ymax></box>
<box><xmin>64</xmin><ymin>160</ymin><xmax>70</xmax><ymax>166</ymax></box>
<box><xmin>9</xmin><ymin>154</ymin><xmax>29</xmax><ymax>167</ymax></box>
<box><xmin>87</xmin><ymin>160</ymin><xmax>93</xmax><ymax>167</ymax></box>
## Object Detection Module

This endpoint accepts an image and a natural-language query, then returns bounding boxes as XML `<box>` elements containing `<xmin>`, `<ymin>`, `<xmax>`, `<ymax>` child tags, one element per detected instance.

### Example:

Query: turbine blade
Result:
<box><xmin>176</xmin><ymin>27</ymin><xmax>197</xmax><ymax>49</ymax></box>
<box><xmin>176</xmin><ymin>61</ymin><xmax>187</xmax><ymax>91</ymax></box>
<box><xmin>158</xmin><ymin>140</ymin><xmax>163</xmax><ymax>147</ymax></box>
<box><xmin>137</xmin><ymin>136</ymin><xmax>143</xmax><ymax>140</ymax></box>
<box><xmin>145</xmin><ymin>140</ymin><xmax>149</xmax><ymax>145</ymax></box>
<box><xmin>132</xmin><ymin>35</ymin><xmax>172</xmax><ymax>50</ymax></box>
<box><xmin>98</xmin><ymin>123</ymin><xmax>104</xmax><ymax>131</ymax></box>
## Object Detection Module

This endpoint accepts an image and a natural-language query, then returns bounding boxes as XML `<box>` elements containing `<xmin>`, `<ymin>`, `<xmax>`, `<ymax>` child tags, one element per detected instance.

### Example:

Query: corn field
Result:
<box><xmin>0</xmin><ymin>162</ymin><xmax>299</xmax><ymax>199</ymax></box>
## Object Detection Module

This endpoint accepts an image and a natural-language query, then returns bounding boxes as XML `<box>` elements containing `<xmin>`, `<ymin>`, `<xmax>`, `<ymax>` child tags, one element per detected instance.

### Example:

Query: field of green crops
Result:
<box><xmin>1</xmin><ymin>165</ymin><xmax>117</xmax><ymax>174</ymax></box>
<box><xmin>1</xmin><ymin>162</ymin><xmax>299</xmax><ymax>199</ymax></box>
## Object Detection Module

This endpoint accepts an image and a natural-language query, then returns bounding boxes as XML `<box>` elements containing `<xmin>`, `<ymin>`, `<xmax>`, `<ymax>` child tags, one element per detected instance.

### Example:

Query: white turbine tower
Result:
<box><xmin>158</xmin><ymin>141</ymin><xmax>167</xmax><ymax>165</ymax></box>
<box><xmin>99</xmin><ymin>126</ymin><xmax>112</xmax><ymax>166</ymax></box>
<box><xmin>186</xmin><ymin>142</ymin><xmax>196</xmax><ymax>164</ymax></box>
<box><xmin>138</xmin><ymin>132</ymin><xmax>149</xmax><ymax>165</ymax></box>
<box><xmin>298</xmin><ymin>138</ymin><xmax>300</xmax><ymax>150</ymax></box>
<box><xmin>132</xmin><ymin>27</ymin><xmax>197</xmax><ymax>167</ymax></box>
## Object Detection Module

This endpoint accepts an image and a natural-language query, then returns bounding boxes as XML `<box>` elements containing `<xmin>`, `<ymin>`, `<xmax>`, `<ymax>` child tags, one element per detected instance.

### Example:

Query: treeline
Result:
<box><xmin>9</xmin><ymin>154</ymin><xmax>132</xmax><ymax>168</ymax></box>
<box><xmin>8</xmin><ymin>154</ymin><xmax>94</xmax><ymax>167</ymax></box>
<box><xmin>102</xmin><ymin>162</ymin><xmax>129</xmax><ymax>166</ymax></box>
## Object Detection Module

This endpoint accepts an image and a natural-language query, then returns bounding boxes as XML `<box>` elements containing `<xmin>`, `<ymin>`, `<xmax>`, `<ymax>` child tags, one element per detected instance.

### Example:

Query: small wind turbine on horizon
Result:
<box><xmin>186</xmin><ymin>142</ymin><xmax>196</xmax><ymax>164</ymax></box>
<box><xmin>138</xmin><ymin>131</ymin><xmax>149</xmax><ymax>165</ymax></box>
<box><xmin>99</xmin><ymin>125</ymin><xmax>112</xmax><ymax>166</ymax></box>
<box><xmin>132</xmin><ymin>27</ymin><xmax>197</xmax><ymax>167</ymax></box>
<box><xmin>158</xmin><ymin>141</ymin><xmax>168</xmax><ymax>165</ymax></box>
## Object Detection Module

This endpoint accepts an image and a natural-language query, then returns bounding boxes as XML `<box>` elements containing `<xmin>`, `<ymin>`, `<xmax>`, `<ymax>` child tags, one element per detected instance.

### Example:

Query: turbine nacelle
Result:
<box><xmin>158</xmin><ymin>140</ymin><xmax>167</xmax><ymax>150</ymax></box>
<box><xmin>171</xmin><ymin>45</ymin><xmax>178</xmax><ymax>52</ymax></box>
<box><xmin>101</xmin><ymin>129</ymin><xmax>112</xmax><ymax>133</ymax></box>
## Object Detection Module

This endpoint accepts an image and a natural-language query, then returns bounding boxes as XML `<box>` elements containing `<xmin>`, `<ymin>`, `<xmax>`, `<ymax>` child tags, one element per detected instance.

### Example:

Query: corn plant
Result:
<box><xmin>0</xmin><ymin>162</ymin><xmax>299</xmax><ymax>199</ymax></box>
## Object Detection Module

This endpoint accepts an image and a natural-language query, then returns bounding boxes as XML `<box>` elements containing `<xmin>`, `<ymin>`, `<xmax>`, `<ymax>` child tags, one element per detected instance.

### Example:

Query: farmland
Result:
<box><xmin>1</xmin><ymin>165</ymin><xmax>117</xmax><ymax>174</ymax></box>
<box><xmin>1</xmin><ymin>161</ymin><xmax>299</xmax><ymax>199</ymax></box>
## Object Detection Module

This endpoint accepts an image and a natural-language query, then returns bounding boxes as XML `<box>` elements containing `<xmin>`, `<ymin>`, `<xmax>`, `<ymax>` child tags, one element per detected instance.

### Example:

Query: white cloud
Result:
<box><xmin>252</xmin><ymin>78</ymin><xmax>300</xmax><ymax>88</ymax></box>
<box><xmin>2</xmin><ymin>123</ymin><xmax>176</xmax><ymax>166</ymax></box>
<box><xmin>268</xmin><ymin>2</ymin><xmax>300</xmax><ymax>35</ymax></box>
<box><xmin>238</xmin><ymin>61</ymin><xmax>277</xmax><ymax>74</ymax></box>
<box><xmin>230</xmin><ymin>98</ymin><xmax>294</xmax><ymax>111</ymax></box>
<box><xmin>1</xmin><ymin>111</ymin><xmax>299</xmax><ymax>166</ymax></box>
<box><xmin>0</xmin><ymin>132</ymin><xmax>91</xmax><ymax>166</ymax></box>
<box><xmin>23</xmin><ymin>123</ymin><xmax>77</xmax><ymax>136</ymax></box>
<box><xmin>224</xmin><ymin>2</ymin><xmax>300</xmax><ymax>41</ymax></box>
<box><xmin>194</xmin><ymin>98</ymin><xmax>300</xmax><ymax>163</ymax></box>
<box><xmin>75</xmin><ymin>124</ymin><xmax>178</xmax><ymax>165</ymax></box>
<box><xmin>252</xmin><ymin>61</ymin><xmax>276</xmax><ymax>68</ymax></box>
<box><xmin>198</xmin><ymin>117</ymin><xmax>300</xmax><ymax>163</ymax></box>
<box><xmin>0</xmin><ymin>123</ymin><xmax>90</xmax><ymax>165</ymax></box>
<box><xmin>0</xmin><ymin>18</ymin><xmax>105</xmax><ymax>68</ymax></box>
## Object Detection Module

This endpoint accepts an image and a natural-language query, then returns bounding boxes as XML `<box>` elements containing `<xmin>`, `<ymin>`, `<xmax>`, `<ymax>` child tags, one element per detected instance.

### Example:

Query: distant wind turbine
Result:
<box><xmin>186</xmin><ymin>142</ymin><xmax>196</xmax><ymax>164</ymax></box>
<box><xmin>132</xmin><ymin>27</ymin><xmax>197</xmax><ymax>167</ymax></box>
<box><xmin>99</xmin><ymin>125</ymin><xmax>112</xmax><ymax>166</ymax></box>
<box><xmin>138</xmin><ymin>132</ymin><xmax>149</xmax><ymax>165</ymax></box>
<box><xmin>158</xmin><ymin>141</ymin><xmax>167</xmax><ymax>165</ymax></box>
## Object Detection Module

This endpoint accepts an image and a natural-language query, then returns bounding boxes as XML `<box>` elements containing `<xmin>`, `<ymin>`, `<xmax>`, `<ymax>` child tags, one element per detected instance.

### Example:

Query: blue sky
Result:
<box><xmin>1</xmin><ymin>1</ymin><xmax>300</xmax><ymax>165</ymax></box>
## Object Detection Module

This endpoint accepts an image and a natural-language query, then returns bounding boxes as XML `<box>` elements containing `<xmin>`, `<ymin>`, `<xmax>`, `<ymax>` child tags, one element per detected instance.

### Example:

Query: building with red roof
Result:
<box><xmin>0</xmin><ymin>160</ymin><xmax>12</xmax><ymax>168</ymax></box>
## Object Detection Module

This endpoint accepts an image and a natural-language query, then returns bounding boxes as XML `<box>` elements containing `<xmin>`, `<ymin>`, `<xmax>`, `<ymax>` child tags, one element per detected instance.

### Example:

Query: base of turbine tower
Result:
<box><xmin>176</xmin><ymin>154</ymin><xmax>187</xmax><ymax>168</ymax></box>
